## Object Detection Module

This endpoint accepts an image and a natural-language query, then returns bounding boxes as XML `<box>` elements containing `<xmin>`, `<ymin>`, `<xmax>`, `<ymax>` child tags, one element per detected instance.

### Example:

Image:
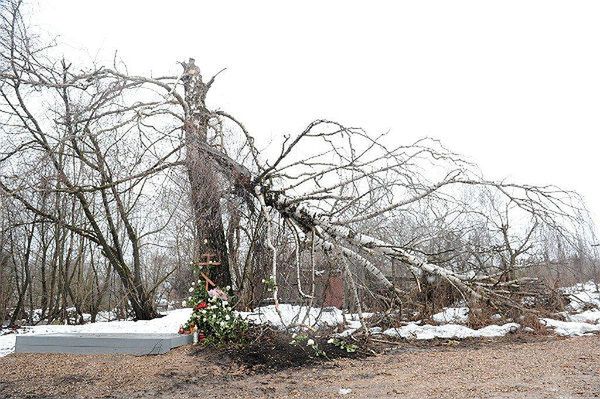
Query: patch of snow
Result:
<box><xmin>382</xmin><ymin>322</ymin><xmax>519</xmax><ymax>340</ymax></box>
<box><xmin>239</xmin><ymin>304</ymin><xmax>343</xmax><ymax>328</ymax></box>
<box><xmin>476</xmin><ymin>323</ymin><xmax>520</xmax><ymax>337</ymax></box>
<box><xmin>432</xmin><ymin>307</ymin><xmax>469</xmax><ymax>324</ymax></box>
<box><xmin>336</xmin><ymin>319</ymin><xmax>364</xmax><ymax>337</ymax></box>
<box><xmin>569</xmin><ymin>292</ymin><xmax>600</xmax><ymax>311</ymax></box>
<box><xmin>561</xmin><ymin>281</ymin><xmax>600</xmax><ymax>311</ymax></box>
<box><xmin>561</xmin><ymin>281</ymin><xmax>599</xmax><ymax>295</ymax></box>
<box><xmin>337</xmin><ymin>328</ymin><xmax>358</xmax><ymax>338</ymax></box>
<box><xmin>0</xmin><ymin>332</ymin><xmax>18</xmax><ymax>357</ymax></box>
<box><xmin>95</xmin><ymin>310</ymin><xmax>121</xmax><ymax>322</ymax></box>
<box><xmin>541</xmin><ymin>318</ymin><xmax>600</xmax><ymax>336</ymax></box>
<box><xmin>238</xmin><ymin>304</ymin><xmax>370</xmax><ymax>330</ymax></box>
<box><xmin>521</xmin><ymin>296</ymin><xmax>536</xmax><ymax>306</ymax></box>
<box><xmin>346</xmin><ymin>319</ymin><xmax>362</xmax><ymax>330</ymax></box>
<box><xmin>339</xmin><ymin>388</ymin><xmax>352</xmax><ymax>395</ymax></box>
<box><xmin>369</xmin><ymin>326</ymin><xmax>383</xmax><ymax>335</ymax></box>
<box><xmin>566</xmin><ymin>310</ymin><xmax>600</xmax><ymax>324</ymax></box>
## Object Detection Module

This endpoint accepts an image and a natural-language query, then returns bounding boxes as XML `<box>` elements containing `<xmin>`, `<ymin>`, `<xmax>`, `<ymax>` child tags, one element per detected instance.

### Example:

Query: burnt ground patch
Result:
<box><xmin>192</xmin><ymin>325</ymin><xmax>371</xmax><ymax>373</ymax></box>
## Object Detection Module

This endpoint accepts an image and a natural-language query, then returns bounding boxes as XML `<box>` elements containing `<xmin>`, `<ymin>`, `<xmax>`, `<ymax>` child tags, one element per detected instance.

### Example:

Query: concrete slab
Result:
<box><xmin>15</xmin><ymin>333</ymin><xmax>193</xmax><ymax>355</ymax></box>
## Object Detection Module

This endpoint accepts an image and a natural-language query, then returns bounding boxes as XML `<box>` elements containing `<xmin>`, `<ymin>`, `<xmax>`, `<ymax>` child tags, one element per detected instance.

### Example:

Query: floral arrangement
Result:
<box><xmin>178</xmin><ymin>279</ymin><xmax>247</xmax><ymax>345</ymax></box>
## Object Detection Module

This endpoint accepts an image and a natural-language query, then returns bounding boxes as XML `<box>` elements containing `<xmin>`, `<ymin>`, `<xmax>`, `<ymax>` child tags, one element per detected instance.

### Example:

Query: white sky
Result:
<box><xmin>32</xmin><ymin>0</ymin><xmax>600</xmax><ymax>227</ymax></box>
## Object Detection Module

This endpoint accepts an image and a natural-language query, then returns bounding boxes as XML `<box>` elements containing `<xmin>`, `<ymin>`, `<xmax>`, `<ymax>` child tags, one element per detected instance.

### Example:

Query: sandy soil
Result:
<box><xmin>1</xmin><ymin>335</ymin><xmax>600</xmax><ymax>398</ymax></box>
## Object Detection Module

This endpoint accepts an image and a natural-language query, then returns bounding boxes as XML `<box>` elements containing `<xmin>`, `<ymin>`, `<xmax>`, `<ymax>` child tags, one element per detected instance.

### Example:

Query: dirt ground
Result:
<box><xmin>1</xmin><ymin>334</ymin><xmax>600</xmax><ymax>399</ymax></box>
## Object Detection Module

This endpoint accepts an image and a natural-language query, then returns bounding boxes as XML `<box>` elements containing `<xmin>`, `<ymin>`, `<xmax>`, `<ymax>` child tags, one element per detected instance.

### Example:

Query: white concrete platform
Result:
<box><xmin>15</xmin><ymin>333</ymin><xmax>193</xmax><ymax>355</ymax></box>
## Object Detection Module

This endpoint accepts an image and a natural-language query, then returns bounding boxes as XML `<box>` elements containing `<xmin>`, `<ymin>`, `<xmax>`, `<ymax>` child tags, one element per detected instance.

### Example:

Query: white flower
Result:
<box><xmin>191</xmin><ymin>282</ymin><xmax>195</xmax><ymax>286</ymax></box>
<box><xmin>182</xmin><ymin>301</ymin><xmax>187</xmax><ymax>307</ymax></box>
<box><xmin>327</xmin><ymin>338</ymin><xmax>334</xmax><ymax>344</ymax></box>
<box><xmin>188</xmin><ymin>287</ymin><xmax>194</xmax><ymax>293</ymax></box>
<box><xmin>225</xmin><ymin>315</ymin><xmax>230</xmax><ymax>321</ymax></box>
<box><xmin>225</xmin><ymin>285</ymin><xmax>231</xmax><ymax>291</ymax></box>
<box><xmin>307</xmin><ymin>339</ymin><xmax>315</xmax><ymax>346</ymax></box>
<box><xmin>188</xmin><ymin>296</ymin><xmax>192</xmax><ymax>301</ymax></box>
<box><xmin>197</xmin><ymin>279</ymin><xmax>202</xmax><ymax>285</ymax></box>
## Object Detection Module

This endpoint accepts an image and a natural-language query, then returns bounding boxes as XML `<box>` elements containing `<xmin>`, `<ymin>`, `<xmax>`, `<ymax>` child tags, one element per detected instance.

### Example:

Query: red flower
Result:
<box><xmin>194</xmin><ymin>301</ymin><xmax>208</xmax><ymax>311</ymax></box>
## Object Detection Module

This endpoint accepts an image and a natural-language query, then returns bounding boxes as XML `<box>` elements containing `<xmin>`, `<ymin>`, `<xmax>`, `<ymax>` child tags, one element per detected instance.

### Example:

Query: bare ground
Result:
<box><xmin>1</xmin><ymin>334</ymin><xmax>600</xmax><ymax>399</ymax></box>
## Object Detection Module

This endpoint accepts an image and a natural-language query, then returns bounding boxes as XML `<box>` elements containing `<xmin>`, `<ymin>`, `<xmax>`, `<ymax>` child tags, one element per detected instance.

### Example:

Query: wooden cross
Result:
<box><xmin>196</xmin><ymin>252</ymin><xmax>221</xmax><ymax>291</ymax></box>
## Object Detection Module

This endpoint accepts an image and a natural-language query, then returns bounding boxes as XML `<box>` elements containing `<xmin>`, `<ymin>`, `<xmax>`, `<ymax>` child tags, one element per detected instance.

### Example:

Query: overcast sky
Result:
<box><xmin>32</xmin><ymin>0</ymin><xmax>600</xmax><ymax>227</ymax></box>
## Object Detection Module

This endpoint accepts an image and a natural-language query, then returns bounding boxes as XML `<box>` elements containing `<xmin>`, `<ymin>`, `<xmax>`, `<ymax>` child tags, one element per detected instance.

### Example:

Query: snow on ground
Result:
<box><xmin>540</xmin><ymin>281</ymin><xmax>600</xmax><ymax>335</ymax></box>
<box><xmin>0</xmin><ymin>309</ymin><xmax>191</xmax><ymax>358</ymax></box>
<box><xmin>382</xmin><ymin>322</ymin><xmax>519</xmax><ymax>340</ymax></box>
<box><xmin>389</xmin><ymin>280</ymin><xmax>600</xmax><ymax>339</ymax></box>
<box><xmin>561</xmin><ymin>281</ymin><xmax>600</xmax><ymax>311</ymax></box>
<box><xmin>238</xmin><ymin>304</ymin><xmax>369</xmax><ymax>330</ymax></box>
<box><xmin>239</xmin><ymin>304</ymin><xmax>343</xmax><ymax>328</ymax></box>
<box><xmin>566</xmin><ymin>309</ymin><xmax>600</xmax><ymax>324</ymax></box>
<box><xmin>541</xmin><ymin>318</ymin><xmax>600</xmax><ymax>336</ymax></box>
<box><xmin>432</xmin><ymin>307</ymin><xmax>469</xmax><ymax>324</ymax></box>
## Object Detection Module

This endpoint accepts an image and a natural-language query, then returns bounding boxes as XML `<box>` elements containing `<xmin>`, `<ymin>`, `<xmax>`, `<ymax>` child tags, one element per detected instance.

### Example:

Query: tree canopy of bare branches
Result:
<box><xmin>0</xmin><ymin>0</ymin><xmax>596</xmax><ymax>323</ymax></box>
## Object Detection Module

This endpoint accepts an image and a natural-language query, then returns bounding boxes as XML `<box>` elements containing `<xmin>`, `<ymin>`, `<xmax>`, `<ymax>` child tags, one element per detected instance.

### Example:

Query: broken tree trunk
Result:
<box><xmin>181</xmin><ymin>59</ymin><xmax>232</xmax><ymax>289</ymax></box>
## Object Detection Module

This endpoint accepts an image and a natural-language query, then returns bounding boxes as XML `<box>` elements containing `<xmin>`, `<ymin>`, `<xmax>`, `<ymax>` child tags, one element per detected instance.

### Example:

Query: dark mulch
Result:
<box><xmin>192</xmin><ymin>324</ymin><xmax>371</xmax><ymax>373</ymax></box>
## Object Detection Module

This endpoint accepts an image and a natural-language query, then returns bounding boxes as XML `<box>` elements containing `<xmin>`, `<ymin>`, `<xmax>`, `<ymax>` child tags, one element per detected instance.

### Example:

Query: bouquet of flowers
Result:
<box><xmin>179</xmin><ymin>281</ymin><xmax>247</xmax><ymax>344</ymax></box>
